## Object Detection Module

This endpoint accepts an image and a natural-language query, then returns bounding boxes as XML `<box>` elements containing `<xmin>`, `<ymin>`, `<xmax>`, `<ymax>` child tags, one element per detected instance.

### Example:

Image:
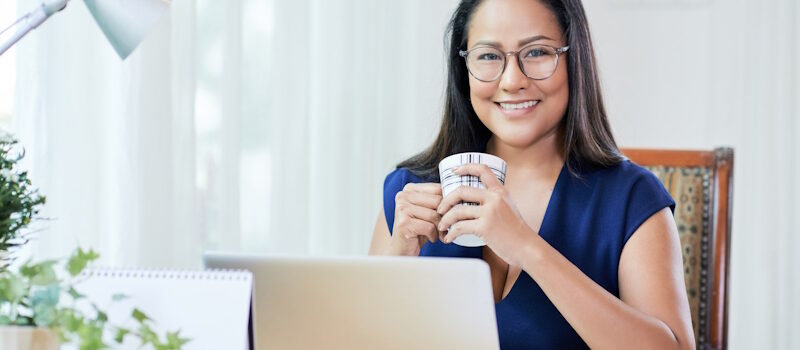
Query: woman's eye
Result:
<box><xmin>524</xmin><ymin>48</ymin><xmax>548</xmax><ymax>58</ymax></box>
<box><xmin>477</xmin><ymin>53</ymin><xmax>501</xmax><ymax>60</ymax></box>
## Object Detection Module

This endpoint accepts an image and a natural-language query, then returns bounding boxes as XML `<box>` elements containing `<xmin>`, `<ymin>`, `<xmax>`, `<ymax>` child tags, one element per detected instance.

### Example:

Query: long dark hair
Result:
<box><xmin>397</xmin><ymin>0</ymin><xmax>624</xmax><ymax>180</ymax></box>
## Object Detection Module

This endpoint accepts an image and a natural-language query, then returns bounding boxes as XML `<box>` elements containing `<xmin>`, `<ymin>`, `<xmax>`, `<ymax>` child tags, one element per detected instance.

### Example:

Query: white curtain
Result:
<box><xmin>12</xmin><ymin>0</ymin><xmax>457</xmax><ymax>267</ymax></box>
<box><xmin>189</xmin><ymin>0</ymin><xmax>457</xmax><ymax>256</ymax></box>
<box><xmin>10</xmin><ymin>0</ymin><xmax>799</xmax><ymax>348</ymax></box>
<box><xmin>13</xmin><ymin>0</ymin><xmax>200</xmax><ymax>267</ymax></box>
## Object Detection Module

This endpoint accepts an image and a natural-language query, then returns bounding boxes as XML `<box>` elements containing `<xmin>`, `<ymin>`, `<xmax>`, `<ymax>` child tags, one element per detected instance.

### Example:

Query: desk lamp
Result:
<box><xmin>0</xmin><ymin>0</ymin><xmax>169</xmax><ymax>59</ymax></box>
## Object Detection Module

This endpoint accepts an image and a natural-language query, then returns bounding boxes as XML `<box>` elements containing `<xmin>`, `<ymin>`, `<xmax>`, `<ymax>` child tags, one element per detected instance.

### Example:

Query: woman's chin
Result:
<box><xmin>487</xmin><ymin>125</ymin><xmax>560</xmax><ymax>151</ymax></box>
<box><xmin>491</xmin><ymin>132</ymin><xmax>541</xmax><ymax>149</ymax></box>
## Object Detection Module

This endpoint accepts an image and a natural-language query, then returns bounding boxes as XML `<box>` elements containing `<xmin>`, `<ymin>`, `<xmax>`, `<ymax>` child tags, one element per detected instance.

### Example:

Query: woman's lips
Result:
<box><xmin>495</xmin><ymin>100</ymin><xmax>540</xmax><ymax>117</ymax></box>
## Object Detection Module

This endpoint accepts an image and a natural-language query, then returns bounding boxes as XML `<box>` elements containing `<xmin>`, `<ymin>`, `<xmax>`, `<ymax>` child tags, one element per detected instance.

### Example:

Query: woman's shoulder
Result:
<box><xmin>575</xmin><ymin>158</ymin><xmax>675</xmax><ymax>240</ymax></box>
<box><xmin>383</xmin><ymin>167</ymin><xmax>429</xmax><ymax>194</ymax></box>
<box><xmin>569</xmin><ymin>157</ymin><xmax>674</xmax><ymax>215</ymax></box>
<box><xmin>576</xmin><ymin>158</ymin><xmax>662</xmax><ymax>190</ymax></box>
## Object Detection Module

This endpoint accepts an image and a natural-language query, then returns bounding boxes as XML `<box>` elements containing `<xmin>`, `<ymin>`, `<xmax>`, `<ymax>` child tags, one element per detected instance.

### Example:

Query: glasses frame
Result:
<box><xmin>459</xmin><ymin>44</ymin><xmax>570</xmax><ymax>82</ymax></box>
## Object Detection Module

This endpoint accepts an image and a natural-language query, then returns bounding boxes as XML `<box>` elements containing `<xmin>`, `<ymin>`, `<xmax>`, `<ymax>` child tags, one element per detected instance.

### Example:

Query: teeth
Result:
<box><xmin>500</xmin><ymin>100</ymin><xmax>539</xmax><ymax>110</ymax></box>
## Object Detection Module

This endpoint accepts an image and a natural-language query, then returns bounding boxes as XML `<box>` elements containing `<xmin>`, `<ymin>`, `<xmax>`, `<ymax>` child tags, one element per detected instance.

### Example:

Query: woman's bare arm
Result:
<box><xmin>368</xmin><ymin>209</ymin><xmax>392</xmax><ymax>255</ymax></box>
<box><xmin>519</xmin><ymin>208</ymin><xmax>695</xmax><ymax>349</ymax></box>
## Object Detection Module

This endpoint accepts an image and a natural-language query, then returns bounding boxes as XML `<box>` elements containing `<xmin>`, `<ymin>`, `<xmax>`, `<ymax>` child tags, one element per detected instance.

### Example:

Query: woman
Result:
<box><xmin>368</xmin><ymin>0</ymin><xmax>695</xmax><ymax>348</ymax></box>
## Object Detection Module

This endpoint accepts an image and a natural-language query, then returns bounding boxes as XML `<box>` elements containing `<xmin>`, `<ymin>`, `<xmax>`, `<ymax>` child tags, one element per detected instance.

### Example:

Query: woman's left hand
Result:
<box><xmin>437</xmin><ymin>163</ymin><xmax>536</xmax><ymax>266</ymax></box>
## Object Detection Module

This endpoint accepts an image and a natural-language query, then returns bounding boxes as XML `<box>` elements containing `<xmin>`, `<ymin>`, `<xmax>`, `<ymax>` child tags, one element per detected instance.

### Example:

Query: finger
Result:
<box><xmin>405</xmin><ymin>218</ymin><xmax>439</xmax><ymax>243</ymax></box>
<box><xmin>396</xmin><ymin>201</ymin><xmax>441</xmax><ymax>226</ymax></box>
<box><xmin>396</xmin><ymin>190</ymin><xmax>442</xmax><ymax>210</ymax></box>
<box><xmin>453</xmin><ymin>164</ymin><xmax>503</xmax><ymax>190</ymax></box>
<box><xmin>438</xmin><ymin>204</ymin><xmax>481</xmax><ymax>232</ymax></box>
<box><xmin>437</xmin><ymin>186</ymin><xmax>485</xmax><ymax>214</ymax></box>
<box><xmin>443</xmin><ymin>219</ymin><xmax>481</xmax><ymax>244</ymax></box>
<box><xmin>419</xmin><ymin>236</ymin><xmax>428</xmax><ymax>247</ymax></box>
<box><xmin>402</xmin><ymin>182</ymin><xmax>442</xmax><ymax>195</ymax></box>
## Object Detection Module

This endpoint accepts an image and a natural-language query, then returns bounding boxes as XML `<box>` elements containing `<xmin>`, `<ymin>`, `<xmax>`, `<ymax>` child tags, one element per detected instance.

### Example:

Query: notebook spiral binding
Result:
<box><xmin>80</xmin><ymin>267</ymin><xmax>253</xmax><ymax>281</ymax></box>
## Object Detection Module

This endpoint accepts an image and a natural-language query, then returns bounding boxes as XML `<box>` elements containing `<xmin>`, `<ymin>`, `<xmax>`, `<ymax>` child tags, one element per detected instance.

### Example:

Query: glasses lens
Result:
<box><xmin>466</xmin><ymin>47</ymin><xmax>504</xmax><ymax>81</ymax></box>
<box><xmin>520</xmin><ymin>45</ymin><xmax>558</xmax><ymax>79</ymax></box>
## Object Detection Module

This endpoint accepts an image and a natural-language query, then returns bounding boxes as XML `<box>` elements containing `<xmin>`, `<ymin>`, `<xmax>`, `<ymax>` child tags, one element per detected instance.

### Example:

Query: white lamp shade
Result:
<box><xmin>83</xmin><ymin>0</ymin><xmax>170</xmax><ymax>59</ymax></box>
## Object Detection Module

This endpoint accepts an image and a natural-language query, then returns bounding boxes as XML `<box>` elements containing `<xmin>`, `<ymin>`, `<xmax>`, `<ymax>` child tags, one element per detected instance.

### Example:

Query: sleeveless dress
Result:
<box><xmin>382</xmin><ymin>155</ymin><xmax>675</xmax><ymax>349</ymax></box>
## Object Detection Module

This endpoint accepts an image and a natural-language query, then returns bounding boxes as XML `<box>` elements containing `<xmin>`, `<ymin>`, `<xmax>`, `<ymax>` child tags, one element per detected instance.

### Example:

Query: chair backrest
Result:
<box><xmin>622</xmin><ymin>148</ymin><xmax>733</xmax><ymax>350</ymax></box>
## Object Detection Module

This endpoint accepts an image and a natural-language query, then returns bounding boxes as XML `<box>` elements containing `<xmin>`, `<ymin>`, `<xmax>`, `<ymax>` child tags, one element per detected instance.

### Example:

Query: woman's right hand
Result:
<box><xmin>388</xmin><ymin>182</ymin><xmax>444</xmax><ymax>256</ymax></box>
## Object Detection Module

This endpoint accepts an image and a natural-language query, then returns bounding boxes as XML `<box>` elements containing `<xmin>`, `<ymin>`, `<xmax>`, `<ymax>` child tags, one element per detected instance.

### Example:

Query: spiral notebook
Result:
<box><xmin>76</xmin><ymin>268</ymin><xmax>253</xmax><ymax>350</ymax></box>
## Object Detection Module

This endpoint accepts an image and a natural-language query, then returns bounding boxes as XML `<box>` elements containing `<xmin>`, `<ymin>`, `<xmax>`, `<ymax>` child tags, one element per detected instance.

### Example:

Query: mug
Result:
<box><xmin>438</xmin><ymin>152</ymin><xmax>507</xmax><ymax>247</ymax></box>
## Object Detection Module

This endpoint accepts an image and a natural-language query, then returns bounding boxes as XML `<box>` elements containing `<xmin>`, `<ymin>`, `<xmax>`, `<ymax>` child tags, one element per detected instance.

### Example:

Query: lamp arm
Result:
<box><xmin>0</xmin><ymin>0</ymin><xmax>71</xmax><ymax>56</ymax></box>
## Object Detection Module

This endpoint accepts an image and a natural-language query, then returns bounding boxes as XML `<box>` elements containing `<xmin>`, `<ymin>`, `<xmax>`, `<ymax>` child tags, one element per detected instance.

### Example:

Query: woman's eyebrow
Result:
<box><xmin>473</xmin><ymin>35</ymin><xmax>555</xmax><ymax>48</ymax></box>
<box><xmin>518</xmin><ymin>35</ymin><xmax>554</xmax><ymax>46</ymax></box>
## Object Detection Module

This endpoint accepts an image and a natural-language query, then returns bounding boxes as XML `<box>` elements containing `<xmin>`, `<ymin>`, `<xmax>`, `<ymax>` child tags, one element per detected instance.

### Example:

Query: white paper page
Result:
<box><xmin>72</xmin><ymin>268</ymin><xmax>252</xmax><ymax>350</ymax></box>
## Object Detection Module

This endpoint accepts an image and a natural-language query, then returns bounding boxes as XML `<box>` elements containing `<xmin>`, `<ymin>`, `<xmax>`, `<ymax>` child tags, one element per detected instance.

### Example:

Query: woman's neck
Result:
<box><xmin>485</xmin><ymin>132</ymin><xmax>565</xmax><ymax>181</ymax></box>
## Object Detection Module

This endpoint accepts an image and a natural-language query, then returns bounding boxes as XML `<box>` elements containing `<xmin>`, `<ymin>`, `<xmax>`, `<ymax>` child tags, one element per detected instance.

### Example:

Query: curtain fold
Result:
<box><xmin>13</xmin><ymin>0</ymin><xmax>201</xmax><ymax>268</ymax></box>
<box><xmin>12</xmin><ymin>0</ymin><xmax>454</xmax><ymax>266</ymax></box>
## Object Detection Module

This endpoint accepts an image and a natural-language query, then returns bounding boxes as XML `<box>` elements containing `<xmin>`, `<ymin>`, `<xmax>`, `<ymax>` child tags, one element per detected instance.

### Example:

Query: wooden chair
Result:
<box><xmin>621</xmin><ymin>148</ymin><xmax>733</xmax><ymax>350</ymax></box>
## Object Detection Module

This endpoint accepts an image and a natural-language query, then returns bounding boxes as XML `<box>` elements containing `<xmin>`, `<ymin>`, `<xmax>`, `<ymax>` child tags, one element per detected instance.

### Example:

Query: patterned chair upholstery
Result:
<box><xmin>622</xmin><ymin>148</ymin><xmax>733</xmax><ymax>350</ymax></box>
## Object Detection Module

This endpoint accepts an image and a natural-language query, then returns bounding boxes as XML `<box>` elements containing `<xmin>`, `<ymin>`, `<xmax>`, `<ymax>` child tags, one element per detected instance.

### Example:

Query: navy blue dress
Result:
<box><xmin>382</xmin><ymin>156</ymin><xmax>675</xmax><ymax>349</ymax></box>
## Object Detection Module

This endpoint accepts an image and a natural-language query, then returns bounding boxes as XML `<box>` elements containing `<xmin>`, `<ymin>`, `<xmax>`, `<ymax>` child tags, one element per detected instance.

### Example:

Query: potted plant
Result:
<box><xmin>0</xmin><ymin>131</ymin><xmax>45</xmax><ymax>271</ymax></box>
<box><xmin>0</xmin><ymin>131</ymin><xmax>188</xmax><ymax>349</ymax></box>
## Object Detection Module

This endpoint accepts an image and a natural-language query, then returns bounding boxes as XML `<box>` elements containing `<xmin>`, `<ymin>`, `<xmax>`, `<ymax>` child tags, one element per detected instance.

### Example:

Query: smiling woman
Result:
<box><xmin>370</xmin><ymin>0</ymin><xmax>696</xmax><ymax>348</ymax></box>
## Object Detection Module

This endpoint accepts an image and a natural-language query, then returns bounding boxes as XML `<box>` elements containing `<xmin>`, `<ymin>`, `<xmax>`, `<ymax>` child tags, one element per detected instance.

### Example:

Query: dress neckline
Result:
<box><xmin>490</xmin><ymin>157</ymin><xmax>569</xmax><ymax>305</ymax></box>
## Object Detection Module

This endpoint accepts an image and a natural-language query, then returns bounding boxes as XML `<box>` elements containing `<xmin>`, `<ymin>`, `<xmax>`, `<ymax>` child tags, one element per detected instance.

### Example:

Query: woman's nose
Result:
<box><xmin>498</xmin><ymin>55</ymin><xmax>529</xmax><ymax>92</ymax></box>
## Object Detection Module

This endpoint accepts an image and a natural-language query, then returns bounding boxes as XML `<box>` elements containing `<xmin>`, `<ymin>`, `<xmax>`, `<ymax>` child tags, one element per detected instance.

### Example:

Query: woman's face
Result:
<box><xmin>466</xmin><ymin>0</ymin><xmax>569</xmax><ymax>149</ymax></box>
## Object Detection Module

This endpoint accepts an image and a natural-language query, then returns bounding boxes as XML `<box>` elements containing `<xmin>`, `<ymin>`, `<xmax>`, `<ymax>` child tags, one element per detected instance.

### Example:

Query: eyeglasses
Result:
<box><xmin>459</xmin><ymin>44</ymin><xmax>569</xmax><ymax>82</ymax></box>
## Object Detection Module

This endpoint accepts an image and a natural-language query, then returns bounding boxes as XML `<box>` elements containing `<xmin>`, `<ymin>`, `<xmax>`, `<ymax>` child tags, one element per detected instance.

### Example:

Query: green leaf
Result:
<box><xmin>138</xmin><ymin>322</ymin><xmax>159</xmax><ymax>346</ymax></box>
<box><xmin>166</xmin><ymin>330</ymin><xmax>191</xmax><ymax>347</ymax></box>
<box><xmin>111</xmin><ymin>293</ymin><xmax>128</xmax><ymax>302</ymax></box>
<box><xmin>32</xmin><ymin>306</ymin><xmax>57</xmax><ymax>327</ymax></box>
<box><xmin>67</xmin><ymin>248</ymin><xmax>99</xmax><ymax>276</ymax></box>
<box><xmin>30</xmin><ymin>284</ymin><xmax>60</xmax><ymax>307</ymax></box>
<box><xmin>95</xmin><ymin>310</ymin><xmax>107</xmax><ymax>323</ymax></box>
<box><xmin>0</xmin><ymin>274</ymin><xmax>26</xmax><ymax>301</ymax></box>
<box><xmin>59</xmin><ymin>309</ymin><xmax>84</xmax><ymax>332</ymax></box>
<box><xmin>19</xmin><ymin>260</ymin><xmax>58</xmax><ymax>286</ymax></box>
<box><xmin>68</xmin><ymin>286</ymin><xmax>86</xmax><ymax>300</ymax></box>
<box><xmin>114</xmin><ymin>327</ymin><xmax>131</xmax><ymax>343</ymax></box>
<box><xmin>30</xmin><ymin>284</ymin><xmax>60</xmax><ymax>326</ymax></box>
<box><xmin>76</xmin><ymin>321</ymin><xmax>106</xmax><ymax>350</ymax></box>
<box><xmin>18</xmin><ymin>261</ymin><xmax>43</xmax><ymax>278</ymax></box>
<box><xmin>132</xmin><ymin>308</ymin><xmax>150</xmax><ymax>323</ymax></box>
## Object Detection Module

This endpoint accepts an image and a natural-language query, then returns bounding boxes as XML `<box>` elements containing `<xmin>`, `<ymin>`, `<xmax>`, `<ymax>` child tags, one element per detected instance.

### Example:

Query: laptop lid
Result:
<box><xmin>203</xmin><ymin>252</ymin><xmax>500</xmax><ymax>350</ymax></box>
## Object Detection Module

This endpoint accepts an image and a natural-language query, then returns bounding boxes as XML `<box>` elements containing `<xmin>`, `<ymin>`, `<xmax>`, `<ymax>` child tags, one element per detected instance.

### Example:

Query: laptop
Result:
<box><xmin>203</xmin><ymin>252</ymin><xmax>500</xmax><ymax>350</ymax></box>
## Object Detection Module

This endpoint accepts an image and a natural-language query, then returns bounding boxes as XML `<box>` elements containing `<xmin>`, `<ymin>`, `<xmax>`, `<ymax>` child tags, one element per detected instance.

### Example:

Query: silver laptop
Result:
<box><xmin>203</xmin><ymin>252</ymin><xmax>500</xmax><ymax>350</ymax></box>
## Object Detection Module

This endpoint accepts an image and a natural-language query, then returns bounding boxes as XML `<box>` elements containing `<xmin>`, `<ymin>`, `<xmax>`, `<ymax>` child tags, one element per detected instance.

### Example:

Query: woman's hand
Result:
<box><xmin>437</xmin><ymin>164</ymin><xmax>535</xmax><ymax>266</ymax></box>
<box><xmin>389</xmin><ymin>182</ymin><xmax>445</xmax><ymax>256</ymax></box>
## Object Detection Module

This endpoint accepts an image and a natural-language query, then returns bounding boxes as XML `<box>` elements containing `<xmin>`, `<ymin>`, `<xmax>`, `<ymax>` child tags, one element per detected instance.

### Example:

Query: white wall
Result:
<box><xmin>583</xmin><ymin>1</ymin><xmax>799</xmax><ymax>349</ymax></box>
